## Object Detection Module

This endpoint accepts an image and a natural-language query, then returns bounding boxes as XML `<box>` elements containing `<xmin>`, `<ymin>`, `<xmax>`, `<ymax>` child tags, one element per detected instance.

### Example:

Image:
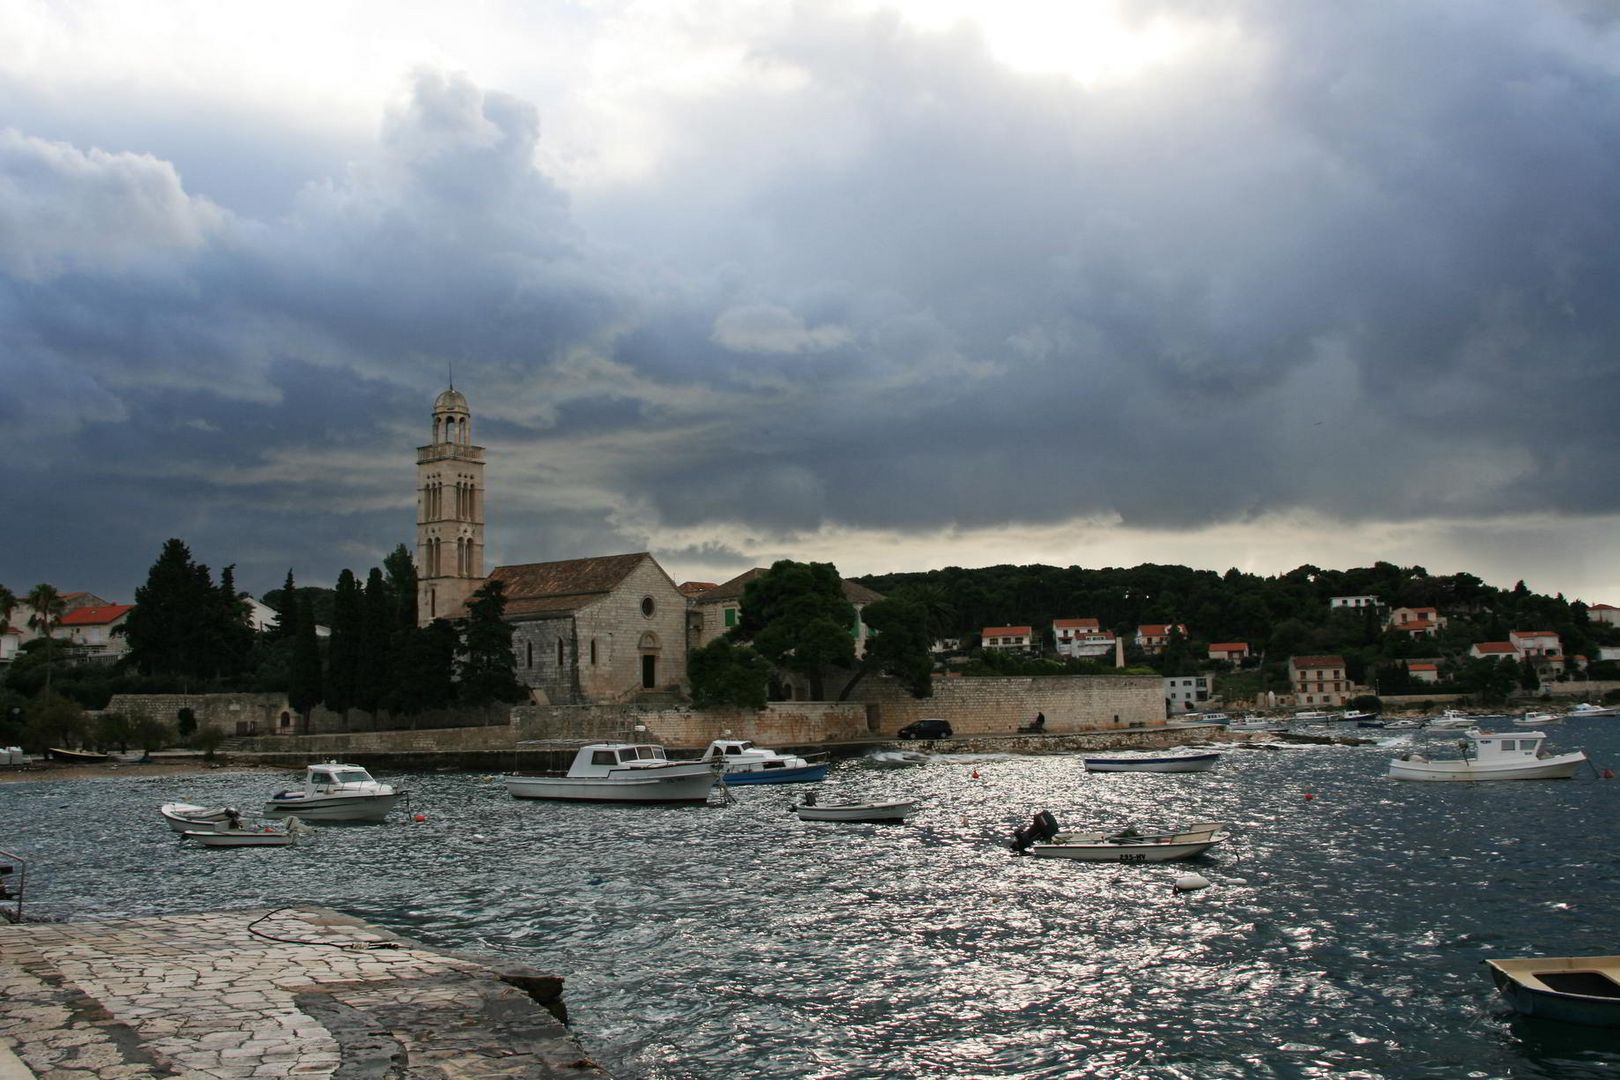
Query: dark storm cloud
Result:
<box><xmin>5</xmin><ymin>2</ymin><xmax>1620</xmax><ymax>600</ymax></box>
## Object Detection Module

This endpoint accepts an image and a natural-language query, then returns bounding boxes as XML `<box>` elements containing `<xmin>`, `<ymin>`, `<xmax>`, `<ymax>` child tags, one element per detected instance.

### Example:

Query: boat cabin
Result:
<box><xmin>700</xmin><ymin>739</ymin><xmax>758</xmax><ymax>761</ymax></box>
<box><xmin>565</xmin><ymin>743</ymin><xmax>676</xmax><ymax>777</ymax></box>
<box><xmin>1465</xmin><ymin>730</ymin><xmax>1553</xmax><ymax>761</ymax></box>
<box><xmin>302</xmin><ymin>763</ymin><xmax>382</xmax><ymax>793</ymax></box>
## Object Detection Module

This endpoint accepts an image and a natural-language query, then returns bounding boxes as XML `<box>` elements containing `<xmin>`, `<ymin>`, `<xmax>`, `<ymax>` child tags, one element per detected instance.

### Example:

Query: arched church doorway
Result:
<box><xmin>638</xmin><ymin>631</ymin><xmax>661</xmax><ymax>689</ymax></box>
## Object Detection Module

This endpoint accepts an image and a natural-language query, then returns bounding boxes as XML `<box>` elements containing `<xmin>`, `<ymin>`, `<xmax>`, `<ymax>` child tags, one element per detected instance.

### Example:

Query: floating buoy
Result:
<box><xmin>970</xmin><ymin>769</ymin><xmax>981</xmax><ymax>779</ymax></box>
<box><xmin>1303</xmin><ymin>791</ymin><xmax>1315</xmax><ymax>801</ymax></box>
<box><xmin>1174</xmin><ymin>872</ymin><xmax>1211</xmax><ymax>893</ymax></box>
<box><xmin>414</xmin><ymin>813</ymin><xmax>427</xmax><ymax>822</ymax></box>
<box><xmin>1603</xmin><ymin>769</ymin><xmax>1615</xmax><ymax>780</ymax></box>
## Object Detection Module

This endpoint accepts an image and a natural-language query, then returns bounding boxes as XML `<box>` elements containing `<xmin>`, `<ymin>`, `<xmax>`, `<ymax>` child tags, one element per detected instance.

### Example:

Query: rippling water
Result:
<box><xmin>6</xmin><ymin>722</ymin><xmax>1620</xmax><ymax>1079</ymax></box>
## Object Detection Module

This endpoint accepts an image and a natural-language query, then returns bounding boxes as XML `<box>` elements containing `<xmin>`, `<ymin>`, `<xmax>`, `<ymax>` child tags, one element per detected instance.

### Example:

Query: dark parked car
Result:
<box><xmin>897</xmin><ymin>718</ymin><xmax>953</xmax><ymax>740</ymax></box>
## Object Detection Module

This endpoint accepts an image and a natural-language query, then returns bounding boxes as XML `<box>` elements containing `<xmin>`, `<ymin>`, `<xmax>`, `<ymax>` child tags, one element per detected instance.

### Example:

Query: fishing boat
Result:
<box><xmin>159</xmin><ymin>802</ymin><xmax>240</xmax><ymax>834</ymax></box>
<box><xmin>46</xmin><ymin>747</ymin><xmax>113</xmax><ymax>763</ymax></box>
<box><xmin>697</xmin><ymin>739</ymin><xmax>829</xmax><ymax>784</ymax></box>
<box><xmin>1291</xmin><ymin>710</ymin><xmax>1332</xmax><ymax>724</ymax></box>
<box><xmin>1565</xmin><ymin>702</ymin><xmax>1620</xmax><ymax>719</ymax></box>
<box><xmin>791</xmin><ymin>792</ymin><xmax>916</xmax><ymax>823</ymax></box>
<box><xmin>1011</xmin><ymin>811</ymin><xmax>1228</xmax><ymax>862</ymax></box>
<box><xmin>1227</xmin><ymin>715</ymin><xmax>1285</xmax><ymax>733</ymax></box>
<box><xmin>1485</xmin><ymin>956</ymin><xmax>1620</xmax><ymax>1027</ymax></box>
<box><xmin>505</xmin><ymin>743</ymin><xmax>718</xmax><ymax>803</ymax></box>
<box><xmin>1341</xmin><ymin>710</ymin><xmax>1381</xmax><ymax>726</ymax></box>
<box><xmin>1389</xmin><ymin>729</ymin><xmax>1587</xmax><ymax>782</ymax></box>
<box><xmin>1081</xmin><ymin>751</ymin><xmax>1220</xmax><ymax>774</ymax></box>
<box><xmin>864</xmin><ymin>750</ymin><xmax>931</xmax><ymax>767</ymax></box>
<box><xmin>1383</xmin><ymin>719</ymin><xmax>1423</xmax><ymax>731</ymax></box>
<box><xmin>1514</xmin><ymin>711</ymin><xmax>1562</xmax><ymax>726</ymax></box>
<box><xmin>183</xmin><ymin>824</ymin><xmax>297</xmax><ymax>848</ymax></box>
<box><xmin>264</xmin><ymin>762</ymin><xmax>405</xmax><ymax>822</ymax></box>
<box><xmin>1194</xmin><ymin>712</ymin><xmax>1230</xmax><ymax>725</ymax></box>
<box><xmin>1429</xmin><ymin>709</ymin><xmax>1482</xmax><ymax>729</ymax></box>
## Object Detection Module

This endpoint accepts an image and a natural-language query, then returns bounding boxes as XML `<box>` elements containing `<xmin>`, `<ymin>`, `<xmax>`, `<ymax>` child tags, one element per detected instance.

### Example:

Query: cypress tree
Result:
<box><xmin>457</xmin><ymin>579</ymin><xmax>525</xmax><ymax>705</ymax></box>
<box><xmin>324</xmin><ymin>569</ymin><xmax>363</xmax><ymax>721</ymax></box>
<box><xmin>287</xmin><ymin>593</ymin><xmax>323</xmax><ymax>732</ymax></box>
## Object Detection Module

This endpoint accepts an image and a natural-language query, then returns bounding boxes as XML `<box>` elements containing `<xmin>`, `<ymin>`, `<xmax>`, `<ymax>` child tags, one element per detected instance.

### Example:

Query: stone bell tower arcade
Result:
<box><xmin>416</xmin><ymin>387</ymin><xmax>486</xmax><ymax>624</ymax></box>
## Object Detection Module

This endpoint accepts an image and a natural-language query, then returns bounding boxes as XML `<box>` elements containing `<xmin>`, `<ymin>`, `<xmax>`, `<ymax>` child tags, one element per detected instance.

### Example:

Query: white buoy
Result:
<box><xmin>1173</xmin><ymin>872</ymin><xmax>1211</xmax><ymax>893</ymax></box>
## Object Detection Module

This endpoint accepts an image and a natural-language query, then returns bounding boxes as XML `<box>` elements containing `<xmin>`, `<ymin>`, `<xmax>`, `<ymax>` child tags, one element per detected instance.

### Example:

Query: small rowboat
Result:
<box><xmin>46</xmin><ymin>747</ymin><xmax>113</xmax><ymax>763</ymax></box>
<box><xmin>1013</xmin><ymin>812</ymin><xmax>1228</xmax><ymax>862</ymax></box>
<box><xmin>1485</xmin><ymin>956</ymin><xmax>1620</xmax><ymax>1026</ymax></box>
<box><xmin>1082</xmin><ymin>752</ymin><xmax>1220</xmax><ymax>774</ymax></box>
<box><xmin>160</xmin><ymin>802</ymin><xmax>241</xmax><ymax>834</ymax></box>
<box><xmin>791</xmin><ymin>798</ymin><xmax>916</xmax><ymax>823</ymax></box>
<box><xmin>183</xmin><ymin>825</ymin><xmax>297</xmax><ymax>848</ymax></box>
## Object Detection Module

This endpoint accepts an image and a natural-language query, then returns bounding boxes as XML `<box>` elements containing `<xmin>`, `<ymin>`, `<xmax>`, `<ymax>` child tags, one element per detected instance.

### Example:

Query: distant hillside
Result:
<box><xmin>853</xmin><ymin>561</ymin><xmax>1619</xmax><ymax>680</ymax></box>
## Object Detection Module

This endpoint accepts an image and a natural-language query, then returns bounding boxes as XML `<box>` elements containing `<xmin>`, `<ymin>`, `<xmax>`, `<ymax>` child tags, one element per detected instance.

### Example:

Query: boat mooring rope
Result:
<box><xmin>245</xmin><ymin>906</ymin><xmax>402</xmax><ymax>951</ymax></box>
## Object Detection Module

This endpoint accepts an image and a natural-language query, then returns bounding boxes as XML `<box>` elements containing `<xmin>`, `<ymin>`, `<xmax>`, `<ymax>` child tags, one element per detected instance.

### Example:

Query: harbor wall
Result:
<box><xmin>851</xmin><ymin>674</ymin><xmax>1166</xmax><ymax>735</ymax></box>
<box><xmin>512</xmin><ymin>701</ymin><xmax>870</xmax><ymax>746</ymax></box>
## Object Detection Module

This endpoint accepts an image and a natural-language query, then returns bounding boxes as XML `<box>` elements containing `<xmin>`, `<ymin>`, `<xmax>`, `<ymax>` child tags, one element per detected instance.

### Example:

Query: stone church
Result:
<box><xmin>415</xmin><ymin>388</ymin><xmax>688</xmax><ymax>704</ymax></box>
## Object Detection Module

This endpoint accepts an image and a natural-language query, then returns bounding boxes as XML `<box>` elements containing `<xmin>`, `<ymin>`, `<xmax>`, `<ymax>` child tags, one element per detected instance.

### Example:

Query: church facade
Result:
<box><xmin>414</xmin><ymin>388</ymin><xmax>688</xmax><ymax>705</ymax></box>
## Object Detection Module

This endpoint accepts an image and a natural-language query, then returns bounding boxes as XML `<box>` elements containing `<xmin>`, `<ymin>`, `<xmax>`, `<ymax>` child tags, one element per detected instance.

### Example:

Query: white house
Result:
<box><xmin>1406</xmin><ymin>661</ymin><xmax>1440</xmax><ymax>685</ymax></box>
<box><xmin>1053</xmin><ymin>618</ymin><xmax>1112</xmax><ymax>658</ymax></box>
<box><xmin>982</xmin><ymin>625</ymin><xmax>1034</xmax><ymax>652</ymax></box>
<box><xmin>1588</xmin><ymin>603</ymin><xmax>1620</xmax><ymax>627</ymax></box>
<box><xmin>60</xmin><ymin>604</ymin><xmax>134</xmax><ymax>662</ymax></box>
<box><xmin>1164</xmin><ymin>674</ymin><xmax>1213</xmax><ymax>712</ymax></box>
<box><xmin>1290</xmin><ymin>655</ymin><xmax>1356</xmax><ymax>706</ymax></box>
<box><xmin>1386</xmin><ymin>606</ymin><xmax>1445</xmax><ymax>636</ymax></box>
<box><xmin>1207</xmin><ymin>642</ymin><xmax>1250</xmax><ymax>664</ymax></box>
<box><xmin>1331</xmin><ymin>595</ymin><xmax>1380</xmax><ymax>609</ymax></box>
<box><xmin>1135</xmin><ymin>624</ymin><xmax>1187</xmax><ymax>655</ymax></box>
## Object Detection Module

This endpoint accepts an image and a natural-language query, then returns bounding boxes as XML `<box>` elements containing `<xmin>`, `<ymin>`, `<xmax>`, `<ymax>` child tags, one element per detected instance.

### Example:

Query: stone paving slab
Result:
<box><xmin>0</xmin><ymin>907</ymin><xmax>609</xmax><ymax>1080</ymax></box>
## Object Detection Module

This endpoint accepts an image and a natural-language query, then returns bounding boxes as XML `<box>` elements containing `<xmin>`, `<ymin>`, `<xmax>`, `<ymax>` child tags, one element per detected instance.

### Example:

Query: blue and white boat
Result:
<box><xmin>698</xmin><ymin>739</ymin><xmax>830</xmax><ymax>784</ymax></box>
<box><xmin>1082</xmin><ymin>751</ymin><xmax>1221</xmax><ymax>774</ymax></box>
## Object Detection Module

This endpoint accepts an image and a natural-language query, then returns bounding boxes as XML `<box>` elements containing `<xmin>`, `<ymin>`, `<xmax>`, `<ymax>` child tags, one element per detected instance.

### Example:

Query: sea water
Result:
<box><xmin>4</xmin><ymin>722</ymin><xmax>1620</xmax><ymax>1079</ymax></box>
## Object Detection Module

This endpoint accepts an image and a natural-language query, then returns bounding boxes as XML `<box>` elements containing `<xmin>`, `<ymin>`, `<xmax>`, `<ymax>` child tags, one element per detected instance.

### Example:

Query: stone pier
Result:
<box><xmin>0</xmin><ymin>906</ymin><xmax>607</xmax><ymax>1079</ymax></box>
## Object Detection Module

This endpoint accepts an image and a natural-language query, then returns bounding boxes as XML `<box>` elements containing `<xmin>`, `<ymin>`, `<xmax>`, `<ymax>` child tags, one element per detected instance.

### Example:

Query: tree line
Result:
<box><xmin>0</xmin><ymin>538</ymin><xmax>525</xmax><ymax>751</ymax></box>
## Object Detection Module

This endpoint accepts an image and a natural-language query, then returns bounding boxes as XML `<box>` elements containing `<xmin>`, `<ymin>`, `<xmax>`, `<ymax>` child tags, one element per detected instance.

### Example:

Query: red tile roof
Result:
<box><xmin>1209</xmin><ymin>642</ymin><xmax>1248</xmax><ymax>651</ymax></box>
<box><xmin>489</xmin><ymin>553</ymin><xmax>657</xmax><ymax>618</ymax></box>
<box><xmin>677</xmin><ymin>581</ymin><xmax>719</xmax><ymax>597</ymax></box>
<box><xmin>1290</xmin><ymin>655</ymin><xmax>1346</xmax><ymax>669</ymax></box>
<box><xmin>1137</xmin><ymin>624</ymin><xmax>1184</xmax><ymax>637</ymax></box>
<box><xmin>61</xmin><ymin>604</ymin><xmax>134</xmax><ymax>626</ymax></box>
<box><xmin>1408</xmin><ymin>662</ymin><xmax>1438</xmax><ymax>671</ymax></box>
<box><xmin>1473</xmin><ymin>642</ymin><xmax>1516</xmax><ymax>654</ymax></box>
<box><xmin>983</xmin><ymin>626</ymin><xmax>1033</xmax><ymax>637</ymax></box>
<box><xmin>1054</xmin><ymin>618</ymin><xmax>1099</xmax><ymax>629</ymax></box>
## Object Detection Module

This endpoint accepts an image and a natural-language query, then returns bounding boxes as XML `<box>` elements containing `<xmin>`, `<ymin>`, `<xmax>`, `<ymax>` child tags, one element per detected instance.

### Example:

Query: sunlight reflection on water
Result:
<box><xmin>5</xmin><ymin>726</ymin><xmax>1620</xmax><ymax>1079</ymax></box>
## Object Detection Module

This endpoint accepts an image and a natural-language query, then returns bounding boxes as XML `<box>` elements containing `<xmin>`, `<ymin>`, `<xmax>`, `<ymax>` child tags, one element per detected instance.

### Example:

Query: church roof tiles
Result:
<box><xmin>489</xmin><ymin>553</ymin><xmax>654</xmax><ymax>618</ymax></box>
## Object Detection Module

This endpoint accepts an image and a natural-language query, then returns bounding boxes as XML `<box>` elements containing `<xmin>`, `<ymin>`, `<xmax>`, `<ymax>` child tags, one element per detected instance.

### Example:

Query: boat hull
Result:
<box><xmin>183</xmin><ymin>829</ymin><xmax>295</xmax><ymax>848</ymax></box>
<box><xmin>504</xmin><ymin>770</ymin><xmax>716</xmax><ymax>803</ymax></box>
<box><xmin>1083</xmin><ymin>753</ymin><xmax>1220</xmax><ymax>774</ymax></box>
<box><xmin>160</xmin><ymin>803</ymin><xmax>236</xmax><ymax>833</ymax></box>
<box><xmin>793</xmin><ymin>800</ymin><xmax>916</xmax><ymax>823</ymax></box>
<box><xmin>1030</xmin><ymin>835</ymin><xmax>1226</xmax><ymax>862</ymax></box>
<box><xmin>721</xmin><ymin>762</ymin><xmax>830</xmax><ymax>785</ymax></box>
<box><xmin>1487</xmin><ymin>957</ymin><xmax>1620</xmax><ymax>1027</ymax></box>
<box><xmin>262</xmin><ymin>792</ymin><xmax>404</xmax><ymax>821</ymax></box>
<box><xmin>1388</xmin><ymin>752</ymin><xmax>1587</xmax><ymax>781</ymax></box>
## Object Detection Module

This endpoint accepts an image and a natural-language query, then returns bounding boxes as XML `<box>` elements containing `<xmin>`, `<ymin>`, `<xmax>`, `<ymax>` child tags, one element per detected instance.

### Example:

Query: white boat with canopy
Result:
<box><xmin>505</xmin><ymin>743</ymin><xmax>718</xmax><ymax>803</ymax></box>
<box><xmin>264</xmin><ymin>762</ymin><xmax>405</xmax><ymax>822</ymax></box>
<box><xmin>1389</xmin><ymin>729</ymin><xmax>1587</xmax><ymax>781</ymax></box>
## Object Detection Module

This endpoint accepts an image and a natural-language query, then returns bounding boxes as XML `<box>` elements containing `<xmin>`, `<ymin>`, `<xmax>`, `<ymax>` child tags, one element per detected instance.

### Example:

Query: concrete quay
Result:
<box><xmin>0</xmin><ymin>906</ymin><xmax>608</xmax><ymax>1079</ymax></box>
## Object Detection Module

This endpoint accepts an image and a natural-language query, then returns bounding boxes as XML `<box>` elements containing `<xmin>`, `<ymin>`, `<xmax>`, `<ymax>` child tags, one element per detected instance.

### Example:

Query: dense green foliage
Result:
<box><xmin>855</xmin><ymin>561</ymin><xmax>1620</xmax><ymax>697</ymax></box>
<box><xmin>457</xmin><ymin>579</ymin><xmax>527</xmax><ymax>705</ymax></box>
<box><xmin>842</xmin><ymin>596</ymin><xmax>934</xmax><ymax>699</ymax></box>
<box><xmin>123</xmin><ymin>539</ymin><xmax>255</xmax><ymax>685</ymax></box>
<box><xmin>688</xmin><ymin>637</ymin><xmax>773</xmax><ymax>709</ymax></box>
<box><xmin>734</xmin><ymin>561</ymin><xmax>859</xmax><ymax>700</ymax></box>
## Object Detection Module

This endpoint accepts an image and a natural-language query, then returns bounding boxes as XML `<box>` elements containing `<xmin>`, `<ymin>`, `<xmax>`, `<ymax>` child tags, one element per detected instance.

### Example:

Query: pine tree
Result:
<box><xmin>270</xmin><ymin>571</ymin><xmax>298</xmax><ymax>639</ymax></box>
<box><xmin>457</xmin><ymin>580</ymin><xmax>526</xmax><ymax>705</ymax></box>
<box><xmin>383</xmin><ymin>544</ymin><xmax>418</xmax><ymax>631</ymax></box>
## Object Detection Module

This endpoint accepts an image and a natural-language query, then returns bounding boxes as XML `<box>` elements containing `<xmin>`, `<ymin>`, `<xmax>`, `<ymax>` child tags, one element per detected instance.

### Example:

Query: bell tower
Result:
<box><xmin>416</xmin><ymin>387</ymin><xmax>486</xmax><ymax>624</ymax></box>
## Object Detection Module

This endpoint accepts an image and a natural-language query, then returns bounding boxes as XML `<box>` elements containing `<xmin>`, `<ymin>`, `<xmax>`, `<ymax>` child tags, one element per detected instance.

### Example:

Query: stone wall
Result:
<box><xmin>229</xmin><ymin>723</ymin><xmax>521</xmax><ymax>755</ymax></box>
<box><xmin>101</xmin><ymin>693</ymin><xmax>293</xmax><ymax>736</ymax></box>
<box><xmin>512</xmin><ymin>701</ymin><xmax>869</xmax><ymax>749</ymax></box>
<box><xmin>851</xmin><ymin>674</ymin><xmax>1165</xmax><ymax>736</ymax></box>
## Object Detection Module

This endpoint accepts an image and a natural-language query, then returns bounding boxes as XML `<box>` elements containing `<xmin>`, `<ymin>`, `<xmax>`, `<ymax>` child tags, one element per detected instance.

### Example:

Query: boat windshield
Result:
<box><xmin>332</xmin><ymin>770</ymin><xmax>373</xmax><ymax>784</ymax></box>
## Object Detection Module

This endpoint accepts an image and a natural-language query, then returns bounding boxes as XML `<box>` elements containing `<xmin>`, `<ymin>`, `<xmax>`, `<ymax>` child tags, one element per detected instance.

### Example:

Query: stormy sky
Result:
<box><xmin>4</xmin><ymin>0</ymin><xmax>1620</xmax><ymax>606</ymax></box>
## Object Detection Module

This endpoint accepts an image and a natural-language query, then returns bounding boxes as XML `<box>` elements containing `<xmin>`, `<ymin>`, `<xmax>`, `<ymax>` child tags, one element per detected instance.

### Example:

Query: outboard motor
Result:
<box><xmin>1011</xmin><ymin>810</ymin><xmax>1060</xmax><ymax>852</ymax></box>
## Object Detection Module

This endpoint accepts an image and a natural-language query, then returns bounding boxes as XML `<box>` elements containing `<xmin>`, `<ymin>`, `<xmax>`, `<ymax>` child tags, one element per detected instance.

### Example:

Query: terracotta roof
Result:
<box><xmin>1408</xmin><ymin>662</ymin><xmax>1438</xmax><ymax>671</ymax></box>
<box><xmin>488</xmin><ymin>553</ymin><xmax>653</xmax><ymax>619</ymax></box>
<box><xmin>1290</xmin><ymin>655</ymin><xmax>1346</xmax><ymax>669</ymax></box>
<box><xmin>1590</xmin><ymin>603</ymin><xmax>1618</xmax><ymax>611</ymax></box>
<box><xmin>1511</xmin><ymin>630</ymin><xmax>1558</xmax><ymax>638</ymax></box>
<box><xmin>1054</xmin><ymin>618</ymin><xmax>1100</xmax><ymax>629</ymax></box>
<box><xmin>692</xmin><ymin>567</ymin><xmax>884</xmax><ymax>605</ymax></box>
<box><xmin>1473</xmin><ymin>642</ymin><xmax>1516</xmax><ymax>654</ymax></box>
<box><xmin>61</xmin><ymin>604</ymin><xmax>134</xmax><ymax>626</ymax></box>
<box><xmin>983</xmin><ymin>625</ymin><xmax>1033</xmax><ymax>637</ymax></box>
<box><xmin>1137</xmin><ymin>624</ymin><xmax>1184</xmax><ymax>636</ymax></box>
<box><xmin>677</xmin><ymin>581</ymin><xmax>719</xmax><ymax>597</ymax></box>
<box><xmin>1209</xmin><ymin>642</ymin><xmax>1249</xmax><ymax>651</ymax></box>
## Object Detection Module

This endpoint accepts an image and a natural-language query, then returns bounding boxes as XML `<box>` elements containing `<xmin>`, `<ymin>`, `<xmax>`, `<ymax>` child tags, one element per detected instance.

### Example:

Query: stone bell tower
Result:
<box><xmin>416</xmin><ymin>387</ymin><xmax>486</xmax><ymax>624</ymax></box>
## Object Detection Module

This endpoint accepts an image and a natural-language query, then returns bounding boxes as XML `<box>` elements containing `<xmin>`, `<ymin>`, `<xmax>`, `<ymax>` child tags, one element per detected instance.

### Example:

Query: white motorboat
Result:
<box><xmin>1429</xmin><ymin>709</ymin><xmax>1481</xmax><ymax>729</ymax></box>
<box><xmin>1194</xmin><ymin>712</ymin><xmax>1230</xmax><ymax>725</ymax></box>
<box><xmin>864</xmin><ymin>750</ymin><xmax>931</xmax><ymax>767</ymax></box>
<box><xmin>264</xmin><ymin>762</ymin><xmax>405</xmax><ymax>822</ymax></box>
<box><xmin>505</xmin><ymin>743</ymin><xmax>718</xmax><ymax>803</ymax></box>
<box><xmin>1082</xmin><ymin>751</ymin><xmax>1220</xmax><ymax>774</ymax></box>
<box><xmin>1226</xmin><ymin>715</ymin><xmax>1285</xmax><ymax>733</ymax></box>
<box><xmin>1566</xmin><ymin>702</ymin><xmax>1620</xmax><ymax>719</ymax></box>
<box><xmin>160</xmin><ymin>802</ymin><xmax>241</xmax><ymax>834</ymax></box>
<box><xmin>183</xmin><ymin>824</ymin><xmax>297</xmax><ymax>848</ymax></box>
<box><xmin>1514</xmin><ymin>711</ymin><xmax>1562</xmax><ymax>726</ymax></box>
<box><xmin>1485</xmin><ymin>955</ymin><xmax>1620</xmax><ymax>1027</ymax></box>
<box><xmin>697</xmin><ymin>739</ymin><xmax>830</xmax><ymax>784</ymax></box>
<box><xmin>1383</xmin><ymin>719</ymin><xmax>1422</xmax><ymax>730</ymax></box>
<box><xmin>1012</xmin><ymin>812</ymin><xmax>1228</xmax><ymax>862</ymax></box>
<box><xmin>1291</xmin><ymin>710</ymin><xmax>1332</xmax><ymax>724</ymax></box>
<box><xmin>1389</xmin><ymin>729</ymin><xmax>1587</xmax><ymax>781</ymax></box>
<box><xmin>791</xmin><ymin>792</ymin><xmax>916</xmax><ymax>823</ymax></box>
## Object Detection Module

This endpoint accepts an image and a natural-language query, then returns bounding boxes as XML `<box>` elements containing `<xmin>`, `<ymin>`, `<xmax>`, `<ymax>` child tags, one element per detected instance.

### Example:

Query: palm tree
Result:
<box><xmin>25</xmin><ymin>584</ymin><xmax>67</xmax><ymax>693</ymax></box>
<box><xmin>0</xmin><ymin>584</ymin><xmax>15</xmax><ymax>632</ymax></box>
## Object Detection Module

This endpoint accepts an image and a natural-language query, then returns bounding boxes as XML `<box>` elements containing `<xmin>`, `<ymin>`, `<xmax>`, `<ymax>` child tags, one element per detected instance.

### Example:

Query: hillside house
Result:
<box><xmin>1509</xmin><ymin>630</ymin><xmax>1566</xmax><ymax>676</ymax></box>
<box><xmin>1053</xmin><ymin>618</ymin><xmax>1112</xmax><ymax>658</ymax></box>
<box><xmin>1290</xmin><ymin>654</ymin><xmax>1355</xmax><ymax>706</ymax></box>
<box><xmin>1406</xmin><ymin>661</ymin><xmax>1440</xmax><ymax>685</ymax></box>
<box><xmin>1208</xmin><ymin>642</ymin><xmax>1250</xmax><ymax>664</ymax></box>
<box><xmin>60</xmin><ymin>604</ymin><xmax>134</xmax><ymax>662</ymax></box>
<box><xmin>1589</xmin><ymin>603</ymin><xmax>1620</xmax><ymax>627</ymax></box>
<box><xmin>1386</xmin><ymin>606</ymin><xmax>1445</xmax><ymax>636</ymax></box>
<box><xmin>982</xmin><ymin>626</ymin><xmax>1034</xmax><ymax>652</ymax></box>
<box><xmin>1135</xmin><ymin>623</ymin><xmax>1187</xmax><ymax>655</ymax></box>
<box><xmin>1469</xmin><ymin>642</ymin><xmax>1517</xmax><ymax>660</ymax></box>
<box><xmin>1164</xmin><ymin>675</ymin><xmax>1213</xmax><ymax>712</ymax></box>
<box><xmin>1331</xmin><ymin>595</ymin><xmax>1380</xmax><ymax>609</ymax></box>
